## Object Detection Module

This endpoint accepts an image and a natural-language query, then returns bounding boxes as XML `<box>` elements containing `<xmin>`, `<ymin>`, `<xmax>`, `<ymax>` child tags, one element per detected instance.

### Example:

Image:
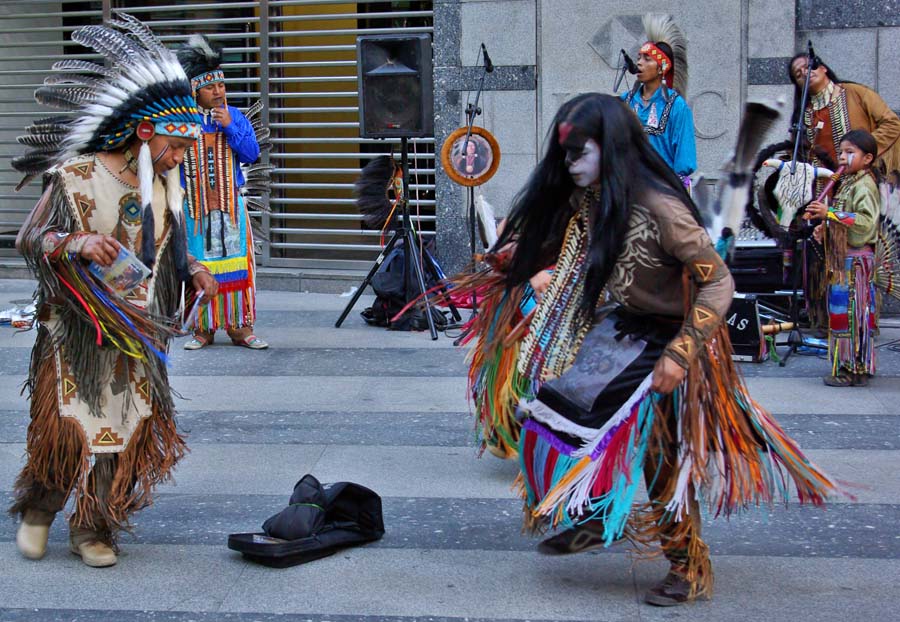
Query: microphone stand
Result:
<box><xmin>779</xmin><ymin>221</ymin><xmax>827</xmax><ymax>366</ymax></box>
<box><xmin>780</xmin><ymin>41</ymin><xmax>827</xmax><ymax>363</ymax></box>
<box><xmin>459</xmin><ymin>46</ymin><xmax>491</xmax><ymax>319</ymax></box>
<box><xmin>613</xmin><ymin>49</ymin><xmax>634</xmax><ymax>93</ymax></box>
<box><xmin>613</xmin><ymin>50</ymin><xmax>627</xmax><ymax>93</ymax></box>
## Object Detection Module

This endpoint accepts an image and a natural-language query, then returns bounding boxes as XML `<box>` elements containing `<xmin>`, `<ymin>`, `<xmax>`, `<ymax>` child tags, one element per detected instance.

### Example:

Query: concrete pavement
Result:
<box><xmin>0</xmin><ymin>278</ymin><xmax>898</xmax><ymax>621</ymax></box>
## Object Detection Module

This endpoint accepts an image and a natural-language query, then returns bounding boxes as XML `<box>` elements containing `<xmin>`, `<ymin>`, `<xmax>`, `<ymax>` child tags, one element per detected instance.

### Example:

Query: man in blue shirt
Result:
<box><xmin>178</xmin><ymin>35</ymin><xmax>268</xmax><ymax>350</ymax></box>
<box><xmin>621</xmin><ymin>15</ymin><xmax>697</xmax><ymax>185</ymax></box>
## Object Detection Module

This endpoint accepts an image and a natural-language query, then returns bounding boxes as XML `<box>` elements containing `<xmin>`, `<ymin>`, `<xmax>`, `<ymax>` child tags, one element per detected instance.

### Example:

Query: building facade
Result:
<box><xmin>0</xmin><ymin>1</ymin><xmax>896</xmax><ymax>275</ymax></box>
<box><xmin>435</xmin><ymin>0</ymin><xmax>900</xmax><ymax>271</ymax></box>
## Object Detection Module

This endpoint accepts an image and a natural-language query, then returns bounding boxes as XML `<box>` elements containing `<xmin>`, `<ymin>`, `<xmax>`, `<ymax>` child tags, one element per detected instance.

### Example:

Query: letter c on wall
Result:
<box><xmin>689</xmin><ymin>90</ymin><xmax>728</xmax><ymax>140</ymax></box>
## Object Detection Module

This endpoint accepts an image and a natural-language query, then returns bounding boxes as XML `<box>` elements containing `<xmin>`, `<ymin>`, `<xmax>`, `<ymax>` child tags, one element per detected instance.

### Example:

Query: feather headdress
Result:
<box><xmin>642</xmin><ymin>14</ymin><xmax>689</xmax><ymax>96</ymax></box>
<box><xmin>177</xmin><ymin>34</ymin><xmax>225</xmax><ymax>94</ymax></box>
<box><xmin>12</xmin><ymin>13</ymin><xmax>202</xmax><ymax>275</ymax></box>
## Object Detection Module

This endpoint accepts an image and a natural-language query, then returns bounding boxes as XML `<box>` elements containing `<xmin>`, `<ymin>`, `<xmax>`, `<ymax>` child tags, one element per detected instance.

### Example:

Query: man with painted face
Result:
<box><xmin>465</xmin><ymin>93</ymin><xmax>841</xmax><ymax>606</ymax></box>
<box><xmin>622</xmin><ymin>14</ymin><xmax>697</xmax><ymax>185</ymax></box>
<box><xmin>177</xmin><ymin>35</ymin><xmax>268</xmax><ymax>350</ymax></box>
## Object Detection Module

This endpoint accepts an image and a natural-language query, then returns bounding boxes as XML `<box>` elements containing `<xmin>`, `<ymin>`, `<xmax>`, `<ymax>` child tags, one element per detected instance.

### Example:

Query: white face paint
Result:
<box><xmin>567</xmin><ymin>138</ymin><xmax>601</xmax><ymax>187</ymax></box>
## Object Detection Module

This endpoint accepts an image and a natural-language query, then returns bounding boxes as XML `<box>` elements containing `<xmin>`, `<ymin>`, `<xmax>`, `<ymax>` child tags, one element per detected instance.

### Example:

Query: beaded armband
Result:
<box><xmin>826</xmin><ymin>208</ymin><xmax>855</xmax><ymax>227</ymax></box>
<box><xmin>42</xmin><ymin>231</ymin><xmax>88</xmax><ymax>260</ymax></box>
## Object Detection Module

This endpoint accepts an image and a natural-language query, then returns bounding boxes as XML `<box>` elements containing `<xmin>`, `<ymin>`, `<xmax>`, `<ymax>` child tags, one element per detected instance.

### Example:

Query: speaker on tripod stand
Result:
<box><xmin>335</xmin><ymin>34</ymin><xmax>458</xmax><ymax>339</ymax></box>
<box><xmin>357</xmin><ymin>34</ymin><xmax>433</xmax><ymax>139</ymax></box>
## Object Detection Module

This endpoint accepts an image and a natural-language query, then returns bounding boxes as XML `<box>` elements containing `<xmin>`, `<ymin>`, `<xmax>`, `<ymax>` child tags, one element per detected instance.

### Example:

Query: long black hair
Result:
<box><xmin>496</xmin><ymin>93</ymin><xmax>699</xmax><ymax>319</ymax></box>
<box><xmin>788</xmin><ymin>52</ymin><xmax>842</xmax><ymax>129</ymax></box>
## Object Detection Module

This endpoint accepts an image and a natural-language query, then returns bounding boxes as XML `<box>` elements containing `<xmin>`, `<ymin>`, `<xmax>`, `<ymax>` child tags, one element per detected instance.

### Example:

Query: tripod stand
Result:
<box><xmin>778</xmin><ymin>226</ymin><xmax>827</xmax><ymax>366</ymax></box>
<box><xmin>335</xmin><ymin>138</ymin><xmax>460</xmax><ymax>340</ymax></box>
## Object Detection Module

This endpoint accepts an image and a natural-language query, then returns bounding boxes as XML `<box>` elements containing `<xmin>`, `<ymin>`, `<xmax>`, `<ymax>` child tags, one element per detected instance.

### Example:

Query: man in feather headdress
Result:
<box><xmin>177</xmin><ymin>34</ymin><xmax>268</xmax><ymax>350</ymax></box>
<box><xmin>10</xmin><ymin>15</ymin><xmax>216</xmax><ymax>567</ymax></box>
<box><xmin>622</xmin><ymin>14</ymin><xmax>697</xmax><ymax>185</ymax></box>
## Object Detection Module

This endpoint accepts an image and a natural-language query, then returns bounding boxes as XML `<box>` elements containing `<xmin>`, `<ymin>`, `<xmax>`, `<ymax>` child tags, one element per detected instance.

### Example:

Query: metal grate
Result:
<box><xmin>0</xmin><ymin>0</ymin><xmax>435</xmax><ymax>271</ymax></box>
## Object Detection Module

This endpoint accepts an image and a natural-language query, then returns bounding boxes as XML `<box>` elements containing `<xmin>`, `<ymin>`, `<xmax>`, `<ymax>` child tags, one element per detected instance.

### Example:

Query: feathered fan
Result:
<box><xmin>355</xmin><ymin>155</ymin><xmax>402</xmax><ymax>231</ymax></box>
<box><xmin>239</xmin><ymin>99</ymin><xmax>274</xmax><ymax>247</ymax></box>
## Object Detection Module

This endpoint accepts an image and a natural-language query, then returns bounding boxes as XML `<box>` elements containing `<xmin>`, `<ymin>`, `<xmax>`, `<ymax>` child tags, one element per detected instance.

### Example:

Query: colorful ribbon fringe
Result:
<box><xmin>50</xmin><ymin>253</ymin><xmax>177</xmax><ymax>364</ymax></box>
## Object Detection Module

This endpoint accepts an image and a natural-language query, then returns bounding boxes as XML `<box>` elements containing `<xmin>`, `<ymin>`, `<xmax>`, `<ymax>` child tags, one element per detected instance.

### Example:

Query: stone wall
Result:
<box><xmin>434</xmin><ymin>0</ymin><xmax>899</xmax><ymax>273</ymax></box>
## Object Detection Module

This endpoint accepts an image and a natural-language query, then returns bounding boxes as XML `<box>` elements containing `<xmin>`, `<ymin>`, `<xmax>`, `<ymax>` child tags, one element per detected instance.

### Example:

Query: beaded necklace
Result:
<box><xmin>517</xmin><ymin>189</ymin><xmax>596</xmax><ymax>381</ymax></box>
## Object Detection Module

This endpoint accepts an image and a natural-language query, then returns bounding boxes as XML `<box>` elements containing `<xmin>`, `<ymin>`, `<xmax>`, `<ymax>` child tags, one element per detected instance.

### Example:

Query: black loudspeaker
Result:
<box><xmin>726</xmin><ymin>293</ymin><xmax>767</xmax><ymax>362</ymax></box>
<box><xmin>730</xmin><ymin>245</ymin><xmax>786</xmax><ymax>294</ymax></box>
<box><xmin>357</xmin><ymin>34</ymin><xmax>434</xmax><ymax>138</ymax></box>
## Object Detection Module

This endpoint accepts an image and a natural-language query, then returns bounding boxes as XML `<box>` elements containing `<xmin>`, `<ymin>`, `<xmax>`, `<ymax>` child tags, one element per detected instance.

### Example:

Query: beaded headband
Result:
<box><xmin>640</xmin><ymin>42</ymin><xmax>671</xmax><ymax>76</ymax></box>
<box><xmin>192</xmin><ymin>69</ymin><xmax>225</xmax><ymax>93</ymax></box>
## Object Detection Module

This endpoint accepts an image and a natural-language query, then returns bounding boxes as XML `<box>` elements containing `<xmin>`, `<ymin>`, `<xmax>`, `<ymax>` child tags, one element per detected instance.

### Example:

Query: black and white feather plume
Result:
<box><xmin>699</xmin><ymin>101</ymin><xmax>783</xmax><ymax>241</ymax></box>
<box><xmin>177</xmin><ymin>33</ymin><xmax>224</xmax><ymax>82</ymax></box>
<box><xmin>355</xmin><ymin>156</ymin><xmax>401</xmax><ymax>230</ymax></box>
<box><xmin>642</xmin><ymin>13</ymin><xmax>689</xmax><ymax>95</ymax></box>
<box><xmin>12</xmin><ymin>13</ymin><xmax>197</xmax><ymax>190</ymax></box>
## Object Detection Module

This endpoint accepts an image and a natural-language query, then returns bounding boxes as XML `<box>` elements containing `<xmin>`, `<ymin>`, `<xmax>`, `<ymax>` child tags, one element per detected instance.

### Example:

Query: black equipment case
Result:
<box><xmin>228</xmin><ymin>475</ymin><xmax>385</xmax><ymax>568</ymax></box>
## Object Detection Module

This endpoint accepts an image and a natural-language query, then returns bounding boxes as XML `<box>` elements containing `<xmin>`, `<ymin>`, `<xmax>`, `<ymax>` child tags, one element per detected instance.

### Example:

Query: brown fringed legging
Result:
<box><xmin>10</xmin><ymin>336</ymin><xmax>186</xmax><ymax>547</ymax></box>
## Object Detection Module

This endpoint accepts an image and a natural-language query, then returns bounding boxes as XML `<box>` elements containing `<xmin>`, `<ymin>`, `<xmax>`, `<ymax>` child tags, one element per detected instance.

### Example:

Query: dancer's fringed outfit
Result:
<box><xmin>823</xmin><ymin>170</ymin><xmax>880</xmax><ymax>378</ymax></box>
<box><xmin>447</xmin><ymin>93</ymin><xmax>843</xmax><ymax>605</ymax></box>
<box><xmin>9</xmin><ymin>15</ymin><xmax>204</xmax><ymax>560</ymax></box>
<box><xmin>177</xmin><ymin>36</ymin><xmax>265</xmax><ymax>345</ymax></box>
<box><xmin>513</xmin><ymin>187</ymin><xmax>843</xmax><ymax>600</ymax></box>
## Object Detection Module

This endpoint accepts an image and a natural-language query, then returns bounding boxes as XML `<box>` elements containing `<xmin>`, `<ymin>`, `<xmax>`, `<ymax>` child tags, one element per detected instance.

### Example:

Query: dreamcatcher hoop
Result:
<box><xmin>440</xmin><ymin>126</ymin><xmax>501</xmax><ymax>187</ymax></box>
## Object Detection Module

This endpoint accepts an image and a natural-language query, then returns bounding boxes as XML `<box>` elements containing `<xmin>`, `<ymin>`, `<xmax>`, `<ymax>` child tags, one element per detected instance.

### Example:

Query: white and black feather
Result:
<box><xmin>177</xmin><ymin>33</ymin><xmax>224</xmax><ymax>79</ymax></box>
<box><xmin>700</xmin><ymin>101</ymin><xmax>783</xmax><ymax>240</ymax></box>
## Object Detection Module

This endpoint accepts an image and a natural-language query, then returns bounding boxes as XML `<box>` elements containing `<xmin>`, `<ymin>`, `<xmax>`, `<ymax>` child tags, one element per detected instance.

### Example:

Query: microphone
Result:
<box><xmin>621</xmin><ymin>49</ymin><xmax>638</xmax><ymax>74</ymax></box>
<box><xmin>807</xmin><ymin>40</ymin><xmax>820</xmax><ymax>70</ymax></box>
<box><xmin>613</xmin><ymin>49</ymin><xmax>639</xmax><ymax>92</ymax></box>
<box><xmin>481</xmin><ymin>43</ymin><xmax>494</xmax><ymax>73</ymax></box>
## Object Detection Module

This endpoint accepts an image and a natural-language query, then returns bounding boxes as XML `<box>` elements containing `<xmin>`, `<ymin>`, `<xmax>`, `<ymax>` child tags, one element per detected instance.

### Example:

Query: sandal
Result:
<box><xmin>822</xmin><ymin>373</ymin><xmax>852</xmax><ymax>387</ymax></box>
<box><xmin>536</xmin><ymin>520</ymin><xmax>620</xmax><ymax>555</ymax></box>
<box><xmin>183</xmin><ymin>334</ymin><xmax>212</xmax><ymax>350</ymax></box>
<box><xmin>232</xmin><ymin>335</ymin><xmax>269</xmax><ymax>350</ymax></box>
<box><xmin>852</xmin><ymin>373</ymin><xmax>869</xmax><ymax>387</ymax></box>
